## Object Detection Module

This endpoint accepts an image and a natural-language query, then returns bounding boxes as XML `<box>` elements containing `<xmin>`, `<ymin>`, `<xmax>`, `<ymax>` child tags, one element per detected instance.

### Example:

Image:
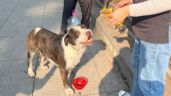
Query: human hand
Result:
<box><xmin>115</xmin><ymin>0</ymin><xmax>133</xmax><ymax>8</ymax></box>
<box><xmin>109</xmin><ymin>5</ymin><xmax>129</xmax><ymax>25</ymax></box>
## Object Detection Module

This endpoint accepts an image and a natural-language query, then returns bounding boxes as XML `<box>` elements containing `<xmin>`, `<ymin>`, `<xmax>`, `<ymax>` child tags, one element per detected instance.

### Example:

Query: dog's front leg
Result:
<box><xmin>60</xmin><ymin>68</ymin><xmax>74</xmax><ymax>96</ymax></box>
<box><xmin>27</xmin><ymin>51</ymin><xmax>35</xmax><ymax>77</ymax></box>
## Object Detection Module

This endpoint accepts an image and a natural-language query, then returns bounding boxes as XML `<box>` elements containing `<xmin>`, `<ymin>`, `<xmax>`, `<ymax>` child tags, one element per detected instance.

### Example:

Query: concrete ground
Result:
<box><xmin>0</xmin><ymin>0</ymin><xmax>128</xmax><ymax>96</ymax></box>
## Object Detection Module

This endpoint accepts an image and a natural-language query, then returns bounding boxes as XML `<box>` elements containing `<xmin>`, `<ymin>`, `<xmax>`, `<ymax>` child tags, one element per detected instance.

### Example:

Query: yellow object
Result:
<box><xmin>100</xmin><ymin>7</ymin><xmax>113</xmax><ymax>17</ymax></box>
<box><xmin>101</xmin><ymin>7</ymin><xmax>125</xmax><ymax>32</ymax></box>
<box><xmin>101</xmin><ymin>7</ymin><xmax>123</xmax><ymax>26</ymax></box>
<box><xmin>116</xmin><ymin>21</ymin><xmax>123</xmax><ymax>27</ymax></box>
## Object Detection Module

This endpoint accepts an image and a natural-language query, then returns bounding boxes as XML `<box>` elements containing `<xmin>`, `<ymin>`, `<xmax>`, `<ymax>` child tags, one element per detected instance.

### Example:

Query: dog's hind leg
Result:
<box><xmin>27</xmin><ymin>51</ymin><xmax>35</xmax><ymax>77</ymax></box>
<box><xmin>39</xmin><ymin>51</ymin><xmax>48</xmax><ymax>70</ymax></box>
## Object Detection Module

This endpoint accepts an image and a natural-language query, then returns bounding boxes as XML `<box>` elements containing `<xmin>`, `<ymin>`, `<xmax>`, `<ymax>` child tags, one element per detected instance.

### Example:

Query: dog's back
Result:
<box><xmin>26</xmin><ymin>27</ymin><xmax>66</xmax><ymax>65</ymax></box>
<box><xmin>27</xmin><ymin>27</ymin><xmax>63</xmax><ymax>50</ymax></box>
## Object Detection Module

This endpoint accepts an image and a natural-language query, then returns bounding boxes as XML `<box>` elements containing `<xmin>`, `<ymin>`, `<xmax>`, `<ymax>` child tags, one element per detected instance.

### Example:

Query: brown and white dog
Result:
<box><xmin>26</xmin><ymin>25</ymin><xmax>92</xmax><ymax>96</ymax></box>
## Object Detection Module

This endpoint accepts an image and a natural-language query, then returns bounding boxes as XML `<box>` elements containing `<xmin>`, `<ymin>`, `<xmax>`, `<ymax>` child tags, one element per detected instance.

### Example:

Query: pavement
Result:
<box><xmin>0</xmin><ymin>0</ymin><xmax>128</xmax><ymax>96</ymax></box>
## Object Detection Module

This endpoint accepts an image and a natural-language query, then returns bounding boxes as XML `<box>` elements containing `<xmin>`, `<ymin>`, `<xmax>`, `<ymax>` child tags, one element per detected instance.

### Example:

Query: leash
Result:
<box><xmin>31</xmin><ymin>56</ymin><xmax>39</xmax><ymax>96</ymax></box>
<box><xmin>31</xmin><ymin>0</ymin><xmax>47</xmax><ymax>94</ymax></box>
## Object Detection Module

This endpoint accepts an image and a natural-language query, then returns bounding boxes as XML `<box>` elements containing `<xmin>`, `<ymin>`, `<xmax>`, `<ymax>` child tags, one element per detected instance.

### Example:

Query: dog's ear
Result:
<box><xmin>64</xmin><ymin>28</ymin><xmax>74</xmax><ymax>46</ymax></box>
<box><xmin>64</xmin><ymin>34</ymin><xmax>69</xmax><ymax>46</ymax></box>
<box><xmin>64</xmin><ymin>28</ymin><xmax>78</xmax><ymax>46</ymax></box>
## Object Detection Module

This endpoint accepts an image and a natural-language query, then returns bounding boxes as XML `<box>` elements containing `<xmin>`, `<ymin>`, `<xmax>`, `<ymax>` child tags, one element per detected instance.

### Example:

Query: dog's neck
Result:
<box><xmin>62</xmin><ymin>35</ymin><xmax>86</xmax><ymax>70</ymax></box>
<box><xmin>70</xmin><ymin>43</ymin><xmax>86</xmax><ymax>51</ymax></box>
<box><xmin>64</xmin><ymin>42</ymin><xmax>86</xmax><ymax>53</ymax></box>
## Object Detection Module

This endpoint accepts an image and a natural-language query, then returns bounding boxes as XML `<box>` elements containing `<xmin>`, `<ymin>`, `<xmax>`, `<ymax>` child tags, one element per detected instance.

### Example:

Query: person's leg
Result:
<box><xmin>137</xmin><ymin>40</ymin><xmax>170</xmax><ymax>96</ymax></box>
<box><xmin>118</xmin><ymin>39</ymin><xmax>144</xmax><ymax>96</ymax></box>
<box><xmin>130</xmin><ymin>38</ymin><xmax>171</xmax><ymax>96</ymax></box>
<box><xmin>164</xmin><ymin>24</ymin><xmax>171</xmax><ymax>96</ymax></box>
<box><xmin>78</xmin><ymin>0</ymin><xmax>92</xmax><ymax>28</ymax></box>
<box><xmin>60</xmin><ymin>0</ymin><xmax>77</xmax><ymax>34</ymax></box>
<box><xmin>130</xmin><ymin>39</ymin><xmax>144</xmax><ymax>96</ymax></box>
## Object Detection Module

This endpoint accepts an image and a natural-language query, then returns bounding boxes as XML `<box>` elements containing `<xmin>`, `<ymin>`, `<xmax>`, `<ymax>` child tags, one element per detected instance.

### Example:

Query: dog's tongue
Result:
<box><xmin>86</xmin><ymin>38</ymin><xmax>93</xmax><ymax>45</ymax></box>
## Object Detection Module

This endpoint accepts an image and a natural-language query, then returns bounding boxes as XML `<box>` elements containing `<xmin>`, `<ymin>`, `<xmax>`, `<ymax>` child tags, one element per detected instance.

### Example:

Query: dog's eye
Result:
<box><xmin>76</xmin><ymin>32</ymin><xmax>80</xmax><ymax>36</ymax></box>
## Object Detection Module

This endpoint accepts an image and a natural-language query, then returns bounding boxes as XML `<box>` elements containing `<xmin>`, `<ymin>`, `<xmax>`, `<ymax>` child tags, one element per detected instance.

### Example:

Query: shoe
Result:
<box><xmin>118</xmin><ymin>90</ymin><xmax>130</xmax><ymax>96</ymax></box>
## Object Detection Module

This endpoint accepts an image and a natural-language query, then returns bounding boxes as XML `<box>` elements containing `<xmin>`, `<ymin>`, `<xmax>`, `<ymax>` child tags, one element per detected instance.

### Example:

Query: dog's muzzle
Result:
<box><xmin>79</xmin><ymin>29</ymin><xmax>93</xmax><ymax>45</ymax></box>
<box><xmin>85</xmin><ymin>30</ymin><xmax>93</xmax><ymax>45</ymax></box>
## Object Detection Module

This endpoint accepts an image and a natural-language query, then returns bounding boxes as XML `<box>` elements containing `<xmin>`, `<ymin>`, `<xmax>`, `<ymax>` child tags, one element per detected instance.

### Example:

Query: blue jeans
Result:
<box><xmin>130</xmin><ymin>25</ymin><xmax>171</xmax><ymax>96</ymax></box>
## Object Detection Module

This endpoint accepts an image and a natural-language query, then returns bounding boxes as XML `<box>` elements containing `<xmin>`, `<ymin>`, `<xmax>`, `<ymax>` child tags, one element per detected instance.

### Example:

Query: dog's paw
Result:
<box><xmin>65</xmin><ymin>88</ymin><xmax>74</xmax><ymax>96</ymax></box>
<box><xmin>28</xmin><ymin>69</ymin><xmax>35</xmax><ymax>77</ymax></box>
<box><xmin>40</xmin><ymin>66</ymin><xmax>49</xmax><ymax>70</ymax></box>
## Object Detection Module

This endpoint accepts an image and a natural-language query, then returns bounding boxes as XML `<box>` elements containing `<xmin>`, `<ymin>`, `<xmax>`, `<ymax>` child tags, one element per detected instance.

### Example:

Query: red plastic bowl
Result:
<box><xmin>72</xmin><ymin>76</ymin><xmax>88</xmax><ymax>90</ymax></box>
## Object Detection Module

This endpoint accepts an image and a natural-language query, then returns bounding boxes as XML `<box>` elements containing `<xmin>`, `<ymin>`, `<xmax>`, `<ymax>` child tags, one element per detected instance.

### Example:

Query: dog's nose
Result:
<box><xmin>86</xmin><ymin>31</ymin><xmax>92</xmax><ymax>40</ymax></box>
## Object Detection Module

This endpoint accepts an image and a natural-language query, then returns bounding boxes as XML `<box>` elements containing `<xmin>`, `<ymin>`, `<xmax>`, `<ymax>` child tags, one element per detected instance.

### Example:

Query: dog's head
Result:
<box><xmin>64</xmin><ymin>25</ymin><xmax>93</xmax><ymax>46</ymax></box>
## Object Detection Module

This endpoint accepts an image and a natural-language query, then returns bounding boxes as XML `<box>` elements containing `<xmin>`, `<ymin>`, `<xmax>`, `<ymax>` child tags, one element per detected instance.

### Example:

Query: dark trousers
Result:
<box><xmin>60</xmin><ymin>0</ymin><xmax>92</xmax><ymax>33</ymax></box>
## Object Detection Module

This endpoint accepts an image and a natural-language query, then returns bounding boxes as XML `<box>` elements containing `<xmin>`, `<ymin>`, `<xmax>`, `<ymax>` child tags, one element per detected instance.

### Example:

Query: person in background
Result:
<box><xmin>109</xmin><ymin>0</ymin><xmax>171</xmax><ymax>96</ymax></box>
<box><xmin>60</xmin><ymin>0</ymin><xmax>92</xmax><ymax>34</ymax></box>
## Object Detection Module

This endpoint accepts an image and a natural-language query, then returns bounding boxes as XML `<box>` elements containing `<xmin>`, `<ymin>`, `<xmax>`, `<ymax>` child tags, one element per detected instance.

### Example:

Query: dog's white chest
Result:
<box><xmin>64</xmin><ymin>45</ymin><xmax>86</xmax><ymax>70</ymax></box>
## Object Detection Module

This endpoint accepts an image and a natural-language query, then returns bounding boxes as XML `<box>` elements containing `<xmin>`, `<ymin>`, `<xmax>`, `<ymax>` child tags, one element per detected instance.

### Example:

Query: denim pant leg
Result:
<box><xmin>130</xmin><ymin>39</ymin><xmax>144</xmax><ymax>96</ymax></box>
<box><xmin>131</xmin><ymin>39</ymin><xmax>171</xmax><ymax>96</ymax></box>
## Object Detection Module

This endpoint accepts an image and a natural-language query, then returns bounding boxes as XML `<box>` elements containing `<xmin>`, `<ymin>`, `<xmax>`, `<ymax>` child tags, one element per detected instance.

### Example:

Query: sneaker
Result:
<box><xmin>118</xmin><ymin>90</ymin><xmax>131</xmax><ymax>96</ymax></box>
